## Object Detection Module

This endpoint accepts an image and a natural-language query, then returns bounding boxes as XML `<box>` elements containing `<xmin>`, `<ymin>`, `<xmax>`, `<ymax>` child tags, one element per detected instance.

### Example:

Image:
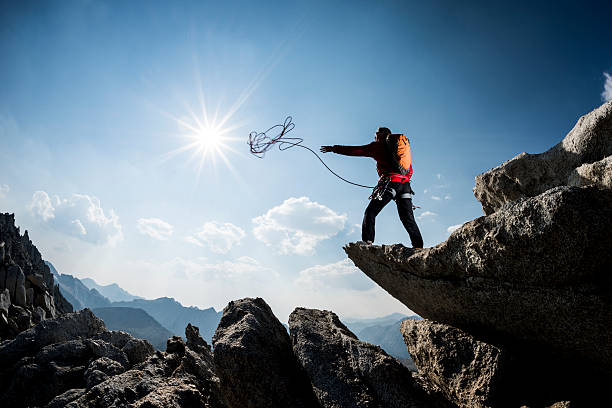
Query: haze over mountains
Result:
<box><xmin>47</xmin><ymin>261</ymin><xmax>411</xmax><ymax>359</ymax></box>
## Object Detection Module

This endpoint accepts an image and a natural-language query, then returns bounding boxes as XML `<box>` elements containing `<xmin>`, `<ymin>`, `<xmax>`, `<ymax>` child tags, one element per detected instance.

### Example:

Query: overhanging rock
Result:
<box><xmin>345</xmin><ymin>186</ymin><xmax>612</xmax><ymax>373</ymax></box>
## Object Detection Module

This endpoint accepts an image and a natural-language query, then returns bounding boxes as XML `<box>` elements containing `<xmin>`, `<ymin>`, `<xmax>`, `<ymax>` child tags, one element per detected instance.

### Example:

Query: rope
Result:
<box><xmin>248</xmin><ymin>116</ymin><xmax>375</xmax><ymax>188</ymax></box>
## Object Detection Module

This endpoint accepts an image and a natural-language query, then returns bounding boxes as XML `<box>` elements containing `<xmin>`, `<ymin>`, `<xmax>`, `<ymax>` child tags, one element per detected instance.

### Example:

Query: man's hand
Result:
<box><xmin>320</xmin><ymin>145</ymin><xmax>333</xmax><ymax>153</ymax></box>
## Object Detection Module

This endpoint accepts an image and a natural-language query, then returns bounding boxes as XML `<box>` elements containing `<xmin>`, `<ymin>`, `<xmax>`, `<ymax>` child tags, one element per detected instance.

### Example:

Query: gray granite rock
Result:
<box><xmin>568</xmin><ymin>154</ymin><xmax>612</xmax><ymax>188</ymax></box>
<box><xmin>345</xmin><ymin>186</ymin><xmax>612</xmax><ymax>373</ymax></box>
<box><xmin>401</xmin><ymin>319</ymin><xmax>507</xmax><ymax>408</ymax></box>
<box><xmin>213</xmin><ymin>297</ymin><xmax>320</xmax><ymax>408</ymax></box>
<box><xmin>474</xmin><ymin>101</ymin><xmax>612</xmax><ymax>214</ymax></box>
<box><xmin>289</xmin><ymin>307</ymin><xmax>447</xmax><ymax>408</ymax></box>
<box><xmin>0</xmin><ymin>309</ymin><xmax>106</xmax><ymax>366</ymax></box>
<box><xmin>0</xmin><ymin>213</ymin><xmax>73</xmax><ymax>339</ymax></box>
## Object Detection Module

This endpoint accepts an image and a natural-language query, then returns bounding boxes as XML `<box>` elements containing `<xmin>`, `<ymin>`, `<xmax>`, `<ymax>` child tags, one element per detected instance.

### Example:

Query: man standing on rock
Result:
<box><xmin>321</xmin><ymin>127</ymin><xmax>424</xmax><ymax>248</ymax></box>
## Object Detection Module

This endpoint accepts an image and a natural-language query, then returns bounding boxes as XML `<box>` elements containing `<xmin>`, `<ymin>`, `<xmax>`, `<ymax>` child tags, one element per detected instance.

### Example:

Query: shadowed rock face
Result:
<box><xmin>473</xmin><ymin>101</ymin><xmax>612</xmax><ymax>214</ymax></box>
<box><xmin>289</xmin><ymin>307</ymin><xmax>449</xmax><ymax>408</ymax></box>
<box><xmin>0</xmin><ymin>308</ymin><xmax>226</xmax><ymax>408</ymax></box>
<box><xmin>400</xmin><ymin>319</ymin><xmax>599</xmax><ymax>408</ymax></box>
<box><xmin>212</xmin><ymin>297</ymin><xmax>320</xmax><ymax>408</ymax></box>
<box><xmin>345</xmin><ymin>186</ymin><xmax>612</xmax><ymax>372</ymax></box>
<box><xmin>401</xmin><ymin>319</ymin><xmax>507</xmax><ymax>408</ymax></box>
<box><xmin>0</xmin><ymin>213</ymin><xmax>73</xmax><ymax>339</ymax></box>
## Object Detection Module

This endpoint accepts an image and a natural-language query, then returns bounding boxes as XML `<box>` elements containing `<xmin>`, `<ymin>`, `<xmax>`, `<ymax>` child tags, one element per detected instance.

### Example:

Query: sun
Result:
<box><xmin>197</xmin><ymin>125</ymin><xmax>223</xmax><ymax>150</ymax></box>
<box><xmin>162</xmin><ymin>100</ymin><xmax>245</xmax><ymax>182</ymax></box>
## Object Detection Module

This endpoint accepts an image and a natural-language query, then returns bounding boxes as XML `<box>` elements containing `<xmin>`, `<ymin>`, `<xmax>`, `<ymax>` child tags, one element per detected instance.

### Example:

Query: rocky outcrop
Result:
<box><xmin>0</xmin><ymin>307</ymin><xmax>230</xmax><ymax>408</ymax></box>
<box><xmin>0</xmin><ymin>213</ymin><xmax>72</xmax><ymax>339</ymax></box>
<box><xmin>345</xmin><ymin>185</ymin><xmax>612</xmax><ymax>373</ymax></box>
<box><xmin>400</xmin><ymin>319</ymin><xmax>584</xmax><ymax>408</ymax></box>
<box><xmin>401</xmin><ymin>319</ymin><xmax>508</xmax><ymax>408</ymax></box>
<box><xmin>568</xmin><ymin>155</ymin><xmax>612</xmax><ymax>188</ymax></box>
<box><xmin>0</xmin><ymin>309</ymin><xmax>156</xmax><ymax>407</ymax></box>
<box><xmin>212</xmin><ymin>297</ymin><xmax>319</xmax><ymax>408</ymax></box>
<box><xmin>289</xmin><ymin>307</ymin><xmax>447</xmax><ymax>408</ymax></box>
<box><xmin>345</xmin><ymin>102</ymin><xmax>612</xmax><ymax>406</ymax></box>
<box><xmin>67</xmin><ymin>332</ymin><xmax>226</xmax><ymax>408</ymax></box>
<box><xmin>473</xmin><ymin>101</ymin><xmax>612</xmax><ymax>214</ymax></box>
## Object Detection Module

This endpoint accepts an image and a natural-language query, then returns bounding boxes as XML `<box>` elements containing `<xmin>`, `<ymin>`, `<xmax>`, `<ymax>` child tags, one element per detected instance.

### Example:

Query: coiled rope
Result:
<box><xmin>248</xmin><ymin>116</ymin><xmax>374</xmax><ymax>188</ymax></box>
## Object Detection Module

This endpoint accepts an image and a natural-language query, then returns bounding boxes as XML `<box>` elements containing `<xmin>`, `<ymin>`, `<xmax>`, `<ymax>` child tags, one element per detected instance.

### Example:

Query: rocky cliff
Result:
<box><xmin>0</xmin><ymin>213</ymin><xmax>72</xmax><ymax>339</ymax></box>
<box><xmin>345</xmin><ymin>101</ymin><xmax>612</xmax><ymax>407</ymax></box>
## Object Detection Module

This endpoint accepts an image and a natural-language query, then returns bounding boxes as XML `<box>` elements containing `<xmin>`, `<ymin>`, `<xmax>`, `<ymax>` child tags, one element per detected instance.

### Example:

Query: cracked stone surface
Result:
<box><xmin>345</xmin><ymin>186</ymin><xmax>612</xmax><ymax>372</ymax></box>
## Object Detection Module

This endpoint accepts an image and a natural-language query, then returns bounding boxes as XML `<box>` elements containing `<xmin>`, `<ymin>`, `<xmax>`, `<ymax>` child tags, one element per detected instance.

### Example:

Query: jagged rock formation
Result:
<box><xmin>289</xmin><ymin>307</ymin><xmax>447</xmax><ymax>408</ymax></box>
<box><xmin>473</xmin><ymin>100</ymin><xmax>612</xmax><ymax>214</ymax></box>
<box><xmin>212</xmin><ymin>297</ymin><xmax>320</xmax><ymax>408</ymax></box>
<box><xmin>0</xmin><ymin>308</ymin><xmax>228</xmax><ymax>407</ymax></box>
<box><xmin>345</xmin><ymin>101</ymin><xmax>612</xmax><ymax>406</ymax></box>
<box><xmin>0</xmin><ymin>213</ymin><xmax>72</xmax><ymax>339</ymax></box>
<box><xmin>0</xmin><ymin>309</ymin><xmax>156</xmax><ymax>407</ymax></box>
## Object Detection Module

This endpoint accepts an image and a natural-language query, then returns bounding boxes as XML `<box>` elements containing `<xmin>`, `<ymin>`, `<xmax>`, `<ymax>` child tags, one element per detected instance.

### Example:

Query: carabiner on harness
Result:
<box><xmin>369</xmin><ymin>177</ymin><xmax>395</xmax><ymax>201</ymax></box>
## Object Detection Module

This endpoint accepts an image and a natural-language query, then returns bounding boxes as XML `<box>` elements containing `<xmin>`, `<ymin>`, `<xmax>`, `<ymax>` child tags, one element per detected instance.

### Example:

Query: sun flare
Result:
<box><xmin>163</xmin><ymin>101</ymin><xmax>244</xmax><ymax>181</ymax></box>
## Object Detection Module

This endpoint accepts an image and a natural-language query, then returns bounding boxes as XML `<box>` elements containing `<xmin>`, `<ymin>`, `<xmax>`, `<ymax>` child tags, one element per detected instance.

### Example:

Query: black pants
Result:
<box><xmin>362</xmin><ymin>181</ymin><xmax>424</xmax><ymax>248</ymax></box>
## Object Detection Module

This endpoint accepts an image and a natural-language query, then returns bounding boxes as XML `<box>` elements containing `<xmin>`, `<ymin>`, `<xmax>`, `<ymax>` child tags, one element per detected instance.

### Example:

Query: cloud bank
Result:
<box><xmin>137</xmin><ymin>218</ymin><xmax>174</xmax><ymax>241</ymax></box>
<box><xmin>296</xmin><ymin>259</ymin><xmax>374</xmax><ymax>291</ymax></box>
<box><xmin>0</xmin><ymin>184</ymin><xmax>9</xmax><ymax>199</ymax></box>
<box><xmin>603</xmin><ymin>72</ymin><xmax>612</xmax><ymax>102</ymax></box>
<box><xmin>28</xmin><ymin>191</ymin><xmax>123</xmax><ymax>245</ymax></box>
<box><xmin>187</xmin><ymin>221</ymin><xmax>246</xmax><ymax>254</ymax></box>
<box><xmin>252</xmin><ymin>196</ymin><xmax>347</xmax><ymax>255</ymax></box>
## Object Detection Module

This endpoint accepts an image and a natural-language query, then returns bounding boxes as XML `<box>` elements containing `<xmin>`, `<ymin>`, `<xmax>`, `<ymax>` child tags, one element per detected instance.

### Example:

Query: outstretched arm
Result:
<box><xmin>319</xmin><ymin>143</ymin><xmax>374</xmax><ymax>157</ymax></box>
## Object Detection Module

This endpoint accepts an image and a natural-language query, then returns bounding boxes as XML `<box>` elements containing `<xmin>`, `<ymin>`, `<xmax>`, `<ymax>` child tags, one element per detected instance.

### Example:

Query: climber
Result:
<box><xmin>320</xmin><ymin>127</ymin><xmax>424</xmax><ymax>248</ymax></box>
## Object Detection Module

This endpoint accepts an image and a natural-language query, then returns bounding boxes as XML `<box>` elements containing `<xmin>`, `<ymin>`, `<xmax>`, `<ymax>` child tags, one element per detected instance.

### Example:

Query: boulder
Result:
<box><xmin>345</xmin><ymin>186</ymin><xmax>612</xmax><ymax>374</ymax></box>
<box><xmin>0</xmin><ymin>309</ymin><xmax>106</xmax><ymax>366</ymax></box>
<box><xmin>289</xmin><ymin>307</ymin><xmax>444</xmax><ymax>408</ymax></box>
<box><xmin>401</xmin><ymin>319</ymin><xmax>508</xmax><ymax>408</ymax></box>
<box><xmin>122</xmin><ymin>337</ymin><xmax>155</xmax><ymax>366</ymax></box>
<box><xmin>474</xmin><ymin>101</ymin><xmax>612</xmax><ymax>214</ymax></box>
<box><xmin>568</xmin><ymin>155</ymin><xmax>612</xmax><ymax>188</ymax></box>
<box><xmin>212</xmin><ymin>297</ymin><xmax>319</xmax><ymax>408</ymax></box>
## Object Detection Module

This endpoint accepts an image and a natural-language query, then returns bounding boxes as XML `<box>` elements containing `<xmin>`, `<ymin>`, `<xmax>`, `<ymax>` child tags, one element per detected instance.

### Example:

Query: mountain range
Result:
<box><xmin>47</xmin><ymin>261</ymin><xmax>414</xmax><ymax>360</ymax></box>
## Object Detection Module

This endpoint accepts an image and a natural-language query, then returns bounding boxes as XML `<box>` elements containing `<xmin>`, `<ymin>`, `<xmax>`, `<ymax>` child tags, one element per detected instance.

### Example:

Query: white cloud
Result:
<box><xmin>447</xmin><ymin>224</ymin><xmax>462</xmax><ymax>233</ymax></box>
<box><xmin>187</xmin><ymin>221</ymin><xmax>246</xmax><ymax>253</ymax></box>
<box><xmin>0</xmin><ymin>184</ymin><xmax>9</xmax><ymax>199</ymax></box>
<box><xmin>603</xmin><ymin>72</ymin><xmax>612</xmax><ymax>102</ymax></box>
<box><xmin>28</xmin><ymin>191</ymin><xmax>123</xmax><ymax>246</ymax></box>
<box><xmin>132</xmin><ymin>255</ymin><xmax>276</xmax><ymax>282</ymax></box>
<box><xmin>296</xmin><ymin>259</ymin><xmax>374</xmax><ymax>291</ymax></box>
<box><xmin>29</xmin><ymin>191</ymin><xmax>55</xmax><ymax>221</ymax></box>
<box><xmin>444</xmin><ymin>194</ymin><xmax>452</xmax><ymax>200</ymax></box>
<box><xmin>431</xmin><ymin>195</ymin><xmax>441</xmax><ymax>201</ymax></box>
<box><xmin>252</xmin><ymin>196</ymin><xmax>347</xmax><ymax>255</ymax></box>
<box><xmin>137</xmin><ymin>218</ymin><xmax>174</xmax><ymax>241</ymax></box>
<box><xmin>417</xmin><ymin>210</ymin><xmax>437</xmax><ymax>221</ymax></box>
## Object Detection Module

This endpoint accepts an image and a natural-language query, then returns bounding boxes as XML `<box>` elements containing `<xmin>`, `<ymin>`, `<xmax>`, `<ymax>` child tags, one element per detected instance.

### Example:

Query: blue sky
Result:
<box><xmin>1</xmin><ymin>0</ymin><xmax>611</xmax><ymax>321</ymax></box>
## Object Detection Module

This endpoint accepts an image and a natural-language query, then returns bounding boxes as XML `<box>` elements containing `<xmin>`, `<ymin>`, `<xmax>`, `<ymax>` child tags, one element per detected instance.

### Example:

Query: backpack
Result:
<box><xmin>385</xmin><ymin>134</ymin><xmax>411</xmax><ymax>175</ymax></box>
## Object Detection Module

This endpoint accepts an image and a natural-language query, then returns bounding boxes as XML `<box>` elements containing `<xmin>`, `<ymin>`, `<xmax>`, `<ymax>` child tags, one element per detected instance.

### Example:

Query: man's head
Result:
<box><xmin>375</xmin><ymin>127</ymin><xmax>391</xmax><ymax>141</ymax></box>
